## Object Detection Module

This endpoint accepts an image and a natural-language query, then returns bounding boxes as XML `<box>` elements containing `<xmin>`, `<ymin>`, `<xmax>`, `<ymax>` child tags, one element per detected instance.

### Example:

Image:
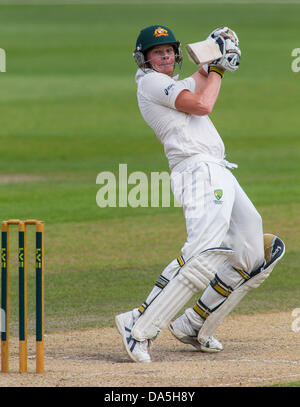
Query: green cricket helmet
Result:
<box><xmin>133</xmin><ymin>25</ymin><xmax>182</xmax><ymax>69</ymax></box>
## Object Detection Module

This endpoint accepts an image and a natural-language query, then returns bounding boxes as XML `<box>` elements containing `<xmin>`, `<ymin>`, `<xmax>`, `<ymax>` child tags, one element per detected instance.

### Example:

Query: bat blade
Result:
<box><xmin>185</xmin><ymin>38</ymin><xmax>222</xmax><ymax>66</ymax></box>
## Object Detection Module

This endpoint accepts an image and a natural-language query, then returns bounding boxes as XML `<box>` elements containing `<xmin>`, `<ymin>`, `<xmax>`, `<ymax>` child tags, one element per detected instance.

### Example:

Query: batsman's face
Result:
<box><xmin>146</xmin><ymin>44</ymin><xmax>175</xmax><ymax>76</ymax></box>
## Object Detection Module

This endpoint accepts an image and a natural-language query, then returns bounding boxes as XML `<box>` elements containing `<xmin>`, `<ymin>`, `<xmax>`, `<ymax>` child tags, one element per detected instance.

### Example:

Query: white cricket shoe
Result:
<box><xmin>115</xmin><ymin>309</ymin><xmax>152</xmax><ymax>363</ymax></box>
<box><xmin>168</xmin><ymin>314</ymin><xmax>223</xmax><ymax>353</ymax></box>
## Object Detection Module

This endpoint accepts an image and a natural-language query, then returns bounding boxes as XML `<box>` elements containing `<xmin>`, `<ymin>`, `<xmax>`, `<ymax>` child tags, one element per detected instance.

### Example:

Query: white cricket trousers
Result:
<box><xmin>143</xmin><ymin>154</ymin><xmax>265</xmax><ymax>308</ymax></box>
<box><xmin>171</xmin><ymin>154</ymin><xmax>265</xmax><ymax>272</ymax></box>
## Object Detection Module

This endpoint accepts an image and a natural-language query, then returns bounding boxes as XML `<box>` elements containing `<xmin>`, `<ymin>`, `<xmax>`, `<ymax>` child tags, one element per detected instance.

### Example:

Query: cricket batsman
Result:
<box><xmin>115</xmin><ymin>25</ymin><xmax>285</xmax><ymax>362</ymax></box>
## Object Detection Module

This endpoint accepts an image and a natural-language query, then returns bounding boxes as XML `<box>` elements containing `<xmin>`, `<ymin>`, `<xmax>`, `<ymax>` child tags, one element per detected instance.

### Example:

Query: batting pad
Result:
<box><xmin>198</xmin><ymin>235</ymin><xmax>285</xmax><ymax>345</ymax></box>
<box><xmin>131</xmin><ymin>248</ymin><xmax>234</xmax><ymax>341</ymax></box>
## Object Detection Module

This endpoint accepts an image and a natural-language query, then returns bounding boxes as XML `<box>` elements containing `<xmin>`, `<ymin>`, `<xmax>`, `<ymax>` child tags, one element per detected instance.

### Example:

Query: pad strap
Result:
<box><xmin>155</xmin><ymin>274</ymin><xmax>170</xmax><ymax>289</ymax></box>
<box><xmin>198</xmin><ymin>235</ymin><xmax>285</xmax><ymax>344</ymax></box>
<box><xmin>210</xmin><ymin>275</ymin><xmax>233</xmax><ymax>297</ymax></box>
<box><xmin>193</xmin><ymin>300</ymin><xmax>212</xmax><ymax>321</ymax></box>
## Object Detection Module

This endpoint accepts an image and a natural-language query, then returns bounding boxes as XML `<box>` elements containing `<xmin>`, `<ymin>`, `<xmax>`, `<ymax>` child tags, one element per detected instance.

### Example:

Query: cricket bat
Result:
<box><xmin>185</xmin><ymin>38</ymin><xmax>223</xmax><ymax>66</ymax></box>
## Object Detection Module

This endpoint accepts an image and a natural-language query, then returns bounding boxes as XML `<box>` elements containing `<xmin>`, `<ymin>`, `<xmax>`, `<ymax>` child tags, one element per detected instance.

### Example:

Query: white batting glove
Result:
<box><xmin>201</xmin><ymin>63</ymin><xmax>209</xmax><ymax>73</ymax></box>
<box><xmin>212</xmin><ymin>33</ymin><xmax>241</xmax><ymax>58</ymax></box>
<box><xmin>206</xmin><ymin>27</ymin><xmax>241</xmax><ymax>76</ymax></box>
<box><xmin>211</xmin><ymin>51</ymin><xmax>241</xmax><ymax>73</ymax></box>
<box><xmin>207</xmin><ymin>27</ymin><xmax>239</xmax><ymax>47</ymax></box>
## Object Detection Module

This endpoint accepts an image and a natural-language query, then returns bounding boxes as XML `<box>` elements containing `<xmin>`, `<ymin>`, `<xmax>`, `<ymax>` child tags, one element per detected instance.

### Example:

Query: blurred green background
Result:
<box><xmin>0</xmin><ymin>1</ymin><xmax>299</xmax><ymax>351</ymax></box>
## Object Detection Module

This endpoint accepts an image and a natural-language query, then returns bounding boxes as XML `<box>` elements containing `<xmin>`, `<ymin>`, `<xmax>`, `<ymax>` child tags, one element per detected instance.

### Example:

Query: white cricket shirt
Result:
<box><xmin>135</xmin><ymin>69</ymin><xmax>225</xmax><ymax>170</ymax></box>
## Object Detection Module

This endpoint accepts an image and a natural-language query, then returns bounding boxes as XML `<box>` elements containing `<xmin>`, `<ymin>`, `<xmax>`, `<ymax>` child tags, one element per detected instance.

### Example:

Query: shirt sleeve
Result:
<box><xmin>139</xmin><ymin>72</ymin><xmax>196</xmax><ymax>109</ymax></box>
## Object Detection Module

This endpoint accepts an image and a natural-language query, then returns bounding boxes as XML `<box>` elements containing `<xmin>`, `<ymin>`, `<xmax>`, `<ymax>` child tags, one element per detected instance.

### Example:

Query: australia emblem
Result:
<box><xmin>214</xmin><ymin>189</ymin><xmax>223</xmax><ymax>204</ymax></box>
<box><xmin>154</xmin><ymin>27</ymin><xmax>169</xmax><ymax>37</ymax></box>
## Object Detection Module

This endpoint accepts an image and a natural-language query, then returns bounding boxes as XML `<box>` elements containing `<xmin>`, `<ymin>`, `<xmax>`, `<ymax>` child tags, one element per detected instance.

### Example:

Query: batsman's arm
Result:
<box><xmin>175</xmin><ymin>70</ymin><xmax>222</xmax><ymax>116</ymax></box>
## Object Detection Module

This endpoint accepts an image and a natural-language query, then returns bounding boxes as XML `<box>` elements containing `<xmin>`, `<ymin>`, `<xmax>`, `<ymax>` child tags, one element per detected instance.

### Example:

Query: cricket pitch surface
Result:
<box><xmin>0</xmin><ymin>311</ymin><xmax>299</xmax><ymax>387</ymax></box>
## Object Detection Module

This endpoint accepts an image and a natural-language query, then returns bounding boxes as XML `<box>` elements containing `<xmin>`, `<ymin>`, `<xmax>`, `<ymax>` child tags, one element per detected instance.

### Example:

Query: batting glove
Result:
<box><xmin>209</xmin><ymin>33</ymin><xmax>241</xmax><ymax>74</ymax></box>
<box><xmin>210</xmin><ymin>50</ymin><xmax>241</xmax><ymax>74</ymax></box>
<box><xmin>207</xmin><ymin>26</ymin><xmax>239</xmax><ymax>47</ymax></box>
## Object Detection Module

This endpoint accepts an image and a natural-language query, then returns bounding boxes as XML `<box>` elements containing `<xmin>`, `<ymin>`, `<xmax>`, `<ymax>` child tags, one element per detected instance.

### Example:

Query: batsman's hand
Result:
<box><xmin>208</xmin><ymin>26</ymin><xmax>241</xmax><ymax>73</ymax></box>
<box><xmin>210</xmin><ymin>50</ymin><xmax>240</xmax><ymax>73</ymax></box>
<box><xmin>207</xmin><ymin>27</ymin><xmax>239</xmax><ymax>47</ymax></box>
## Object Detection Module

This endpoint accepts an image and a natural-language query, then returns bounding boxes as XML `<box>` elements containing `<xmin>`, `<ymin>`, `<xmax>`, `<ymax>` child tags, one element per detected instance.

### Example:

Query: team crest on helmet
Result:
<box><xmin>154</xmin><ymin>27</ymin><xmax>169</xmax><ymax>37</ymax></box>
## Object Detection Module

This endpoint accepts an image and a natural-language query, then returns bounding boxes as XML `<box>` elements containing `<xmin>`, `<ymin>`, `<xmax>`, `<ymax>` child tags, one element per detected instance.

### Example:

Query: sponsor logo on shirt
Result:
<box><xmin>164</xmin><ymin>83</ymin><xmax>175</xmax><ymax>95</ymax></box>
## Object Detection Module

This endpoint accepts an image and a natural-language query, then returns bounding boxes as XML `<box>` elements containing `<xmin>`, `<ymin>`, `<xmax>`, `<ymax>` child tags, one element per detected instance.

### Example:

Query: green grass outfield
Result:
<box><xmin>0</xmin><ymin>0</ymin><xmax>299</xmax><ymax>385</ymax></box>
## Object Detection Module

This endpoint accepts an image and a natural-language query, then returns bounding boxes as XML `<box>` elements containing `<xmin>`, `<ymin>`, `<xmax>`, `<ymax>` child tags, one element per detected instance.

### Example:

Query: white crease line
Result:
<box><xmin>225</xmin><ymin>358</ymin><xmax>300</xmax><ymax>365</ymax></box>
<box><xmin>221</xmin><ymin>372</ymin><xmax>300</xmax><ymax>387</ymax></box>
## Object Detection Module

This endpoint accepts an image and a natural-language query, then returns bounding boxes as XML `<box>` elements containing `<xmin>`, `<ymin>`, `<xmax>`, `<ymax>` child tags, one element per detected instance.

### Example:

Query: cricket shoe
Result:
<box><xmin>115</xmin><ymin>309</ymin><xmax>152</xmax><ymax>363</ymax></box>
<box><xmin>168</xmin><ymin>314</ymin><xmax>223</xmax><ymax>353</ymax></box>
